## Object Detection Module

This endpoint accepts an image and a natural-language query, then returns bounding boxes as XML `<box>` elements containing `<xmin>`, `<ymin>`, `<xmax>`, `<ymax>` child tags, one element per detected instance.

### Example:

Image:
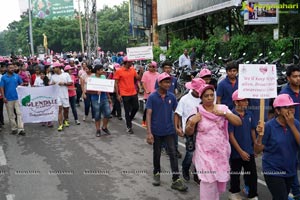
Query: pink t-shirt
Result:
<box><xmin>141</xmin><ymin>71</ymin><xmax>159</xmax><ymax>99</ymax></box>
<box><xmin>68</xmin><ymin>75</ymin><xmax>76</xmax><ymax>97</ymax></box>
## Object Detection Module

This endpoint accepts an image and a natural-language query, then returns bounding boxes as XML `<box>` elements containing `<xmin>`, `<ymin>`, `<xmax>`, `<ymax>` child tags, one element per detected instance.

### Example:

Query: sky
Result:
<box><xmin>0</xmin><ymin>0</ymin><xmax>126</xmax><ymax>31</ymax></box>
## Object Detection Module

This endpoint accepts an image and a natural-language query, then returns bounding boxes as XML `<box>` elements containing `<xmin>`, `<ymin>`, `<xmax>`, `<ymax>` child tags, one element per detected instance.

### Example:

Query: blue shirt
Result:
<box><xmin>228</xmin><ymin>109</ymin><xmax>256</xmax><ymax>159</ymax></box>
<box><xmin>248</xmin><ymin>99</ymin><xmax>270</xmax><ymax>126</ymax></box>
<box><xmin>217</xmin><ymin>76</ymin><xmax>238</xmax><ymax>110</ymax></box>
<box><xmin>262</xmin><ymin>118</ymin><xmax>300</xmax><ymax>177</ymax></box>
<box><xmin>155</xmin><ymin>76</ymin><xmax>177</xmax><ymax>94</ymax></box>
<box><xmin>146</xmin><ymin>90</ymin><xmax>177</xmax><ymax>136</ymax></box>
<box><xmin>0</xmin><ymin>73</ymin><xmax>23</xmax><ymax>101</ymax></box>
<box><xmin>280</xmin><ymin>84</ymin><xmax>300</xmax><ymax>121</ymax></box>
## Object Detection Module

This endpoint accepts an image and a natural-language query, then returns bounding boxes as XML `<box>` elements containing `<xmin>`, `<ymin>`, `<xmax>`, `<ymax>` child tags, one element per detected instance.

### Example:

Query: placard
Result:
<box><xmin>238</xmin><ymin>64</ymin><xmax>277</xmax><ymax>99</ymax></box>
<box><xmin>86</xmin><ymin>77</ymin><xmax>115</xmax><ymax>93</ymax></box>
<box><xmin>126</xmin><ymin>46</ymin><xmax>153</xmax><ymax>60</ymax></box>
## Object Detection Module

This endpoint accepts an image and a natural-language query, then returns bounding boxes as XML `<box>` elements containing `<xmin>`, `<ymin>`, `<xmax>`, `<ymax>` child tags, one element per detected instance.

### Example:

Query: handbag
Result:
<box><xmin>185</xmin><ymin>107</ymin><xmax>199</xmax><ymax>152</ymax></box>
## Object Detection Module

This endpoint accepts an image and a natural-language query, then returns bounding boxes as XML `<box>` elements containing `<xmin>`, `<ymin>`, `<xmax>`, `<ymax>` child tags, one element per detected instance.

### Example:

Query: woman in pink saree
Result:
<box><xmin>185</xmin><ymin>81</ymin><xmax>242</xmax><ymax>200</ymax></box>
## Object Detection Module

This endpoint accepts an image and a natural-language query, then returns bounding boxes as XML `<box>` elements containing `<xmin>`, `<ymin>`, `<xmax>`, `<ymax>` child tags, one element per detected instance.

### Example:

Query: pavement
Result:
<box><xmin>0</xmin><ymin>99</ymin><xmax>276</xmax><ymax>200</ymax></box>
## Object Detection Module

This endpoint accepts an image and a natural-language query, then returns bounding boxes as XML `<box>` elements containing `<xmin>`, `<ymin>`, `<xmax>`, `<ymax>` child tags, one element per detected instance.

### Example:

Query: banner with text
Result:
<box><xmin>238</xmin><ymin>64</ymin><xmax>277</xmax><ymax>99</ymax></box>
<box><xmin>126</xmin><ymin>46</ymin><xmax>153</xmax><ymax>61</ymax></box>
<box><xmin>17</xmin><ymin>86</ymin><xmax>59</xmax><ymax>123</ymax></box>
<box><xmin>87</xmin><ymin>78</ymin><xmax>115</xmax><ymax>93</ymax></box>
<box><xmin>32</xmin><ymin>0</ymin><xmax>74</xmax><ymax>19</ymax></box>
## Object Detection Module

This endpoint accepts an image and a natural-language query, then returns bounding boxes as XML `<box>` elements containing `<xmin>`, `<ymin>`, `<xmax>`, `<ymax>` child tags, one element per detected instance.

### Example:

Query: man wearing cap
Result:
<box><xmin>50</xmin><ymin>62</ymin><xmax>73</xmax><ymax>131</ymax></box>
<box><xmin>0</xmin><ymin>63</ymin><xmax>25</xmax><ymax>135</ymax></box>
<box><xmin>174</xmin><ymin>78</ymin><xmax>202</xmax><ymax>183</ymax></box>
<box><xmin>114</xmin><ymin>56</ymin><xmax>140</xmax><ymax>134</ymax></box>
<box><xmin>146</xmin><ymin>72</ymin><xmax>188</xmax><ymax>192</ymax></box>
<box><xmin>141</xmin><ymin>61</ymin><xmax>159</xmax><ymax>127</ymax></box>
<box><xmin>228</xmin><ymin>90</ymin><xmax>258</xmax><ymax>200</ymax></box>
<box><xmin>279</xmin><ymin>65</ymin><xmax>300</xmax><ymax>199</ymax></box>
<box><xmin>217</xmin><ymin>61</ymin><xmax>238</xmax><ymax>110</ymax></box>
<box><xmin>255</xmin><ymin>94</ymin><xmax>300</xmax><ymax>200</ymax></box>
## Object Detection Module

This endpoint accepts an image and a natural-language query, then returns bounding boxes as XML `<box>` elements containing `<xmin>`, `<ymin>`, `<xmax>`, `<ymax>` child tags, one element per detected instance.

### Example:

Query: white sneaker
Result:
<box><xmin>83</xmin><ymin>116</ymin><xmax>87</xmax><ymax>121</ymax></box>
<box><xmin>92</xmin><ymin>118</ymin><xmax>95</xmax><ymax>122</ymax></box>
<box><xmin>228</xmin><ymin>192</ymin><xmax>243</xmax><ymax>200</ymax></box>
<box><xmin>75</xmin><ymin>120</ymin><xmax>80</xmax><ymax>125</ymax></box>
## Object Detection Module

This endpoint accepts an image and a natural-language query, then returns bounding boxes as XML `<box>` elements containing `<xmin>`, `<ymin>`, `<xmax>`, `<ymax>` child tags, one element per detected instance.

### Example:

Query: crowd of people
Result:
<box><xmin>0</xmin><ymin>50</ymin><xmax>300</xmax><ymax>199</ymax></box>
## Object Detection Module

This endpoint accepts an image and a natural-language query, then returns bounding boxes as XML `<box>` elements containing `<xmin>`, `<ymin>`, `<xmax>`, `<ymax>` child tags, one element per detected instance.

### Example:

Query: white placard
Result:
<box><xmin>238</xmin><ymin>64</ymin><xmax>277</xmax><ymax>99</ymax></box>
<box><xmin>86</xmin><ymin>77</ymin><xmax>115</xmax><ymax>93</ymax></box>
<box><xmin>126</xmin><ymin>46</ymin><xmax>153</xmax><ymax>60</ymax></box>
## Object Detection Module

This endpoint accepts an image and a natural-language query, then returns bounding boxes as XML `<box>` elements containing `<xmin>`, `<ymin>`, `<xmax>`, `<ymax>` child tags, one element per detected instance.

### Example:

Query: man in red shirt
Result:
<box><xmin>114</xmin><ymin>56</ymin><xmax>140</xmax><ymax>134</ymax></box>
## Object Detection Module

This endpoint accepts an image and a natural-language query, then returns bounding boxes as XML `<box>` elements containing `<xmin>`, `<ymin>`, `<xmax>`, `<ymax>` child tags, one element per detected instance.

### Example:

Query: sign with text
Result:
<box><xmin>238</xmin><ymin>64</ymin><xmax>277</xmax><ymax>99</ymax></box>
<box><xmin>126</xmin><ymin>46</ymin><xmax>153</xmax><ymax>60</ymax></box>
<box><xmin>87</xmin><ymin>77</ymin><xmax>115</xmax><ymax>93</ymax></box>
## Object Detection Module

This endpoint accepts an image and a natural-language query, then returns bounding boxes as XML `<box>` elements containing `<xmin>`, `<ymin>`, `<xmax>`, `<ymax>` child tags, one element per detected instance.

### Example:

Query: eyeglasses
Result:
<box><xmin>281</xmin><ymin>106</ymin><xmax>295</xmax><ymax>109</ymax></box>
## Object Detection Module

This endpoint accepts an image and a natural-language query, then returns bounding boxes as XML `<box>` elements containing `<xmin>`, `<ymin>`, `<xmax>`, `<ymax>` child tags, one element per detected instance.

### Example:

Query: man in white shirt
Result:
<box><xmin>174</xmin><ymin>78</ymin><xmax>202</xmax><ymax>182</ymax></box>
<box><xmin>50</xmin><ymin>63</ymin><xmax>73</xmax><ymax>131</ymax></box>
<box><xmin>178</xmin><ymin>49</ymin><xmax>191</xmax><ymax>69</ymax></box>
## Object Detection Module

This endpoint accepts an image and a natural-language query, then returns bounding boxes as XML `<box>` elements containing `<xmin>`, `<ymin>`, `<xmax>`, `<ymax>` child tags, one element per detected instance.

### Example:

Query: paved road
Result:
<box><xmin>0</xmin><ymin>101</ymin><xmax>274</xmax><ymax>200</ymax></box>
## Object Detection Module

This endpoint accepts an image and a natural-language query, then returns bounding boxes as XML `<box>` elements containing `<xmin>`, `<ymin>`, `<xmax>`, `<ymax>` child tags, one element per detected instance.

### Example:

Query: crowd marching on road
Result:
<box><xmin>1</xmin><ymin>47</ymin><xmax>300</xmax><ymax>200</ymax></box>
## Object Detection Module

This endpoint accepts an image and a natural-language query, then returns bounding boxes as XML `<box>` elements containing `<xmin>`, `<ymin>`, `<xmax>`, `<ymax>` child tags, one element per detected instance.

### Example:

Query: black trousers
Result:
<box><xmin>153</xmin><ymin>134</ymin><xmax>179</xmax><ymax>181</ymax></box>
<box><xmin>122</xmin><ymin>95</ymin><xmax>139</xmax><ymax>129</ymax></box>
<box><xmin>75</xmin><ymin>83</ymin><xmax>82</xmax><ymax>104</ymax></box>
<box><xmin>229</xmin><ymin>155</ymin><xmax>258</xmax><ymax>198</ymax></box>
<box><xmin>0</xmin><ymin>98</ymin><xmax>3</xmax><ymax>125</ymax></box>
<box><xmin>111</xmin><ymin>93</ymin><xmax>121</xmax><ymax>117</ymax></box>
<box><xmin>264</xmin><ymin>175</ymin><xmax>293</xmax><ymax>200</ymax></box>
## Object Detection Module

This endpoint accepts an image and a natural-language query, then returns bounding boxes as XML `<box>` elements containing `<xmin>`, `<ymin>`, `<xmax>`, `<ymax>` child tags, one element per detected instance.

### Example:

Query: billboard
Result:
<box><xmin>242</xmin><ymin>1</ymin><xmax>279</xmax><ymax>25</ymax></box>
<box><xmin>157</xmin><ymin>0</ymin><xmax>241</xmax><ymax>25</ymax></box>
<box><xmin>32</xmin><ymin>0</ymin><xmax>74</xmax><ymax>19</ymax></box>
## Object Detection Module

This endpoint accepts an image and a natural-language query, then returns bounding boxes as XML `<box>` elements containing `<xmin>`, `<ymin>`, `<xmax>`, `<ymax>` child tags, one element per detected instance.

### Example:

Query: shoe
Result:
<box><xmin>152</xmin><ymin>173</ymin><xmax>160</xmax><ymax>186</ymax></box>
<box><xmin>57</xmin><ymin>125</ymin><xmax>63</xmax><ymax>131</ymax></box>
<box><xmin>228</xmin><ymin>192</ymin><xmax>243</xmax><ymax>200</ymax></box>
<box><xmin>118</xmin><ymin>116</ymin><xmax>123</xmax><ymax>120</ymax></box>
<box><xmin>176</xmin><ymin>149</ymin><xmax>182</xmax><ymax>159</ymax></box>
<box><xmin>11</xmin><ymin>130</ymin><xmax>18</xmax><ymax>135</ymax></box>
<box><xmin>193</xmin><ymin>173</ymin><xmax>200</xmax><ymax>185</ymax></box>
<box><xmin>127</xmin><ymin>128</ymin><xmax>134</xmax><ymax>134</ymax></box>
<box><xmin>75</xmin><ymin>120</ymin><xmax>81</xmax><ymax>125</ymax></box>
<box><xmin>96</xmin><ymin>130</ymin><xmax>101</xmax><ymax>137</ymax></box>
<box><xmin>243</xmin><ymin>185</ymin><xmax>249</xmax><ymax>196</ymax></box>
<box><xmin>64</xmin><ymin>120</ymin><xmax>70</xmax><ymax>127</ymax></box>
<box><xmin>182</xmin><ymin>169</ymin><xmax>190</xmax><ymax>181</ymax></box>
<box><xmin>76</xmin><ymin>103</ymin><xmax>80</xmax><ymax>107</ymax></box>
<box><xmin>248</xmin><ymin>197</ymin><xmax>258</xmax><ymax>200</ymax></box>
<box><xmin>18</xmin><ymin>130</ymin><xmax>26</xmax><ymax>136</ymax></box>
<box><xmin>92</xmin><ymin>118</ymin><xmax>95</xmax><ymax>122</ymax></box>
<box><xmin>171</xmin><ymin>178</ymin><xmax>188</xmax><ymax>192</ymax></box>
<box><xmin>83</xmin><ymin>116</ymin><xmax>87</xmax><ymax>121</ymax></box>
<box><xmin>102</xmin><ymin>127</ymin><xmax>111</xmax><ymax>135</ymax></box>
<box><xmin>47</xmin><ymin>122</ymin><xmax>53</xmax><ymax>127</ymax></box>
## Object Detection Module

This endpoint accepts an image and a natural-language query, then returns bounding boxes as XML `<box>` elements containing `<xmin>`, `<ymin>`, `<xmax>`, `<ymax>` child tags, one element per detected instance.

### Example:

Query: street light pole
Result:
<box><xmin>28</xmin><ymin>0</ymin><xmax>34</xmax><ymax>56</ymax></box>
<box><xmin>78</xmin><ymin>0</ymin><xmax>84</xmax><ymax>54</ymax></box>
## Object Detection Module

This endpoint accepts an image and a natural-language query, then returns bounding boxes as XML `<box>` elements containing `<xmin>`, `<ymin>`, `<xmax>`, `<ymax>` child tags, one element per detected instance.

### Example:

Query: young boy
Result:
<box><xmin>228</xmin><ymin>90</ymin><xmax>258</xmax><ymax>200</ymax></box>
<box><xmin>146</xmin><ymin>72</ymin><xmax>187</xmax><ymax>192</ymax></box>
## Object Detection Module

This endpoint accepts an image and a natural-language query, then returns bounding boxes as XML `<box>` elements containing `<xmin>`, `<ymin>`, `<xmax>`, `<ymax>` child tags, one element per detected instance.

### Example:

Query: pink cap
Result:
<box><xmin>64</xmin><ymin>65</ymin><xmax>74</xmax><ymax>71</ymax></box>
<box><xmin>150</xmin><ymin>61</ymin><xmax>157</xmax><ymax>68</ymax></box>
<box><xmin>232</xmin><ymin>90</ymin><xmax>246</xmax><ymax>101</ymax></box>
<box><xmin>44</xmin><ymin>62</ymin><xmax>51</xmax><ymax>66</ymax></box>
<box><xmin>157</xmin><ymin>72</ymin><xmax>171</xmax><ymax>82</ymax></box>
<box><xmin>52</xmin><ymin>62</ymin><xmax>61</xmax><ymax>68</ymax></box>
<box><xmin>198</xmin><ymin>84</ymin><xmax>214</xmax><ymax>97</ymax></box>
<box><xmin>185</xmin><ymin>78</ymin><xmax>205</xmax><ymax>91</ymax></box>
<box><xmin>123</xmin><ymin>56</ymin><xmax>133</xmax><ymax>63</ymax></box>
<box><xmin>199</xmin><ymin>68</ymin><xmax>212</xmax><ymax>78</ymax></box>
<box><xmin>114</xmin><ymin>63</ymin><xmax>121</xmax><ymax>69</ymax></box>
<box><xmin>273</xmin><ymin>94</ymin><xmax>300</xmax><ymax>108</ymax></box>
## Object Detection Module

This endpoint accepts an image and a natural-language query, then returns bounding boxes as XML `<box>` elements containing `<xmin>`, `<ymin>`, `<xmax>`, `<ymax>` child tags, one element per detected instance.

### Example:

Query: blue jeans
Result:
<box><xmin>91</xmin><ymin>99</ymin><xmax>111</xmax><ymax>121</ymax></box>
<box><xmin>69</xmin><ymin>96</ymin><xmax>78</xmax><ymax>120</ymax></box>
<box><xmin>182</xmin><ymin>150</ymin><xmax>193</xmax><ymax>172</ymax></box>
<box><xmin>84</xmin><ymin>93</ymin><xmax>95</xmax><ymax>118</ymax></box>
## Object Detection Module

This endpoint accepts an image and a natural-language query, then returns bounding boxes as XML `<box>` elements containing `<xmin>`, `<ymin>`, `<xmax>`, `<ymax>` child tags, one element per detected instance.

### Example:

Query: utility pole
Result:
<box><xmin>84</xmin><ymin>0</ymin><xmax>98</xmax><ymax>63</ymax></box>
<box><xmin>28</xmin><ymin>0</ymin><xmax>34</xmax><ymax>56</ymax></box>
<box><xmin>78</xmin><ymin>0</ymin><xmax>84</xmax><ymax>54</ymax></box>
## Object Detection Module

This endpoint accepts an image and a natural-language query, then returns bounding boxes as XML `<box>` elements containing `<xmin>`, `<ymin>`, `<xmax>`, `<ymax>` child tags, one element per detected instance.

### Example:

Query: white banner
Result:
<box><xmin>126</xmin><ymin>46</ymin><xmax>153</xmax><ymax>60</ymax></box>
<box><xmin>87</xmin><ymin>77</ymin><xmax>115</xmax><ymax>93</ymax></box>
<box><xmin>17</xmin><ymin>86</ymin><xmax>59</xmax><ymax>123</ymax></box>
<box><xmin>238</xmin><ymin>64</ymin><xmax>277</xmax><ymax>99</ymax></box>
